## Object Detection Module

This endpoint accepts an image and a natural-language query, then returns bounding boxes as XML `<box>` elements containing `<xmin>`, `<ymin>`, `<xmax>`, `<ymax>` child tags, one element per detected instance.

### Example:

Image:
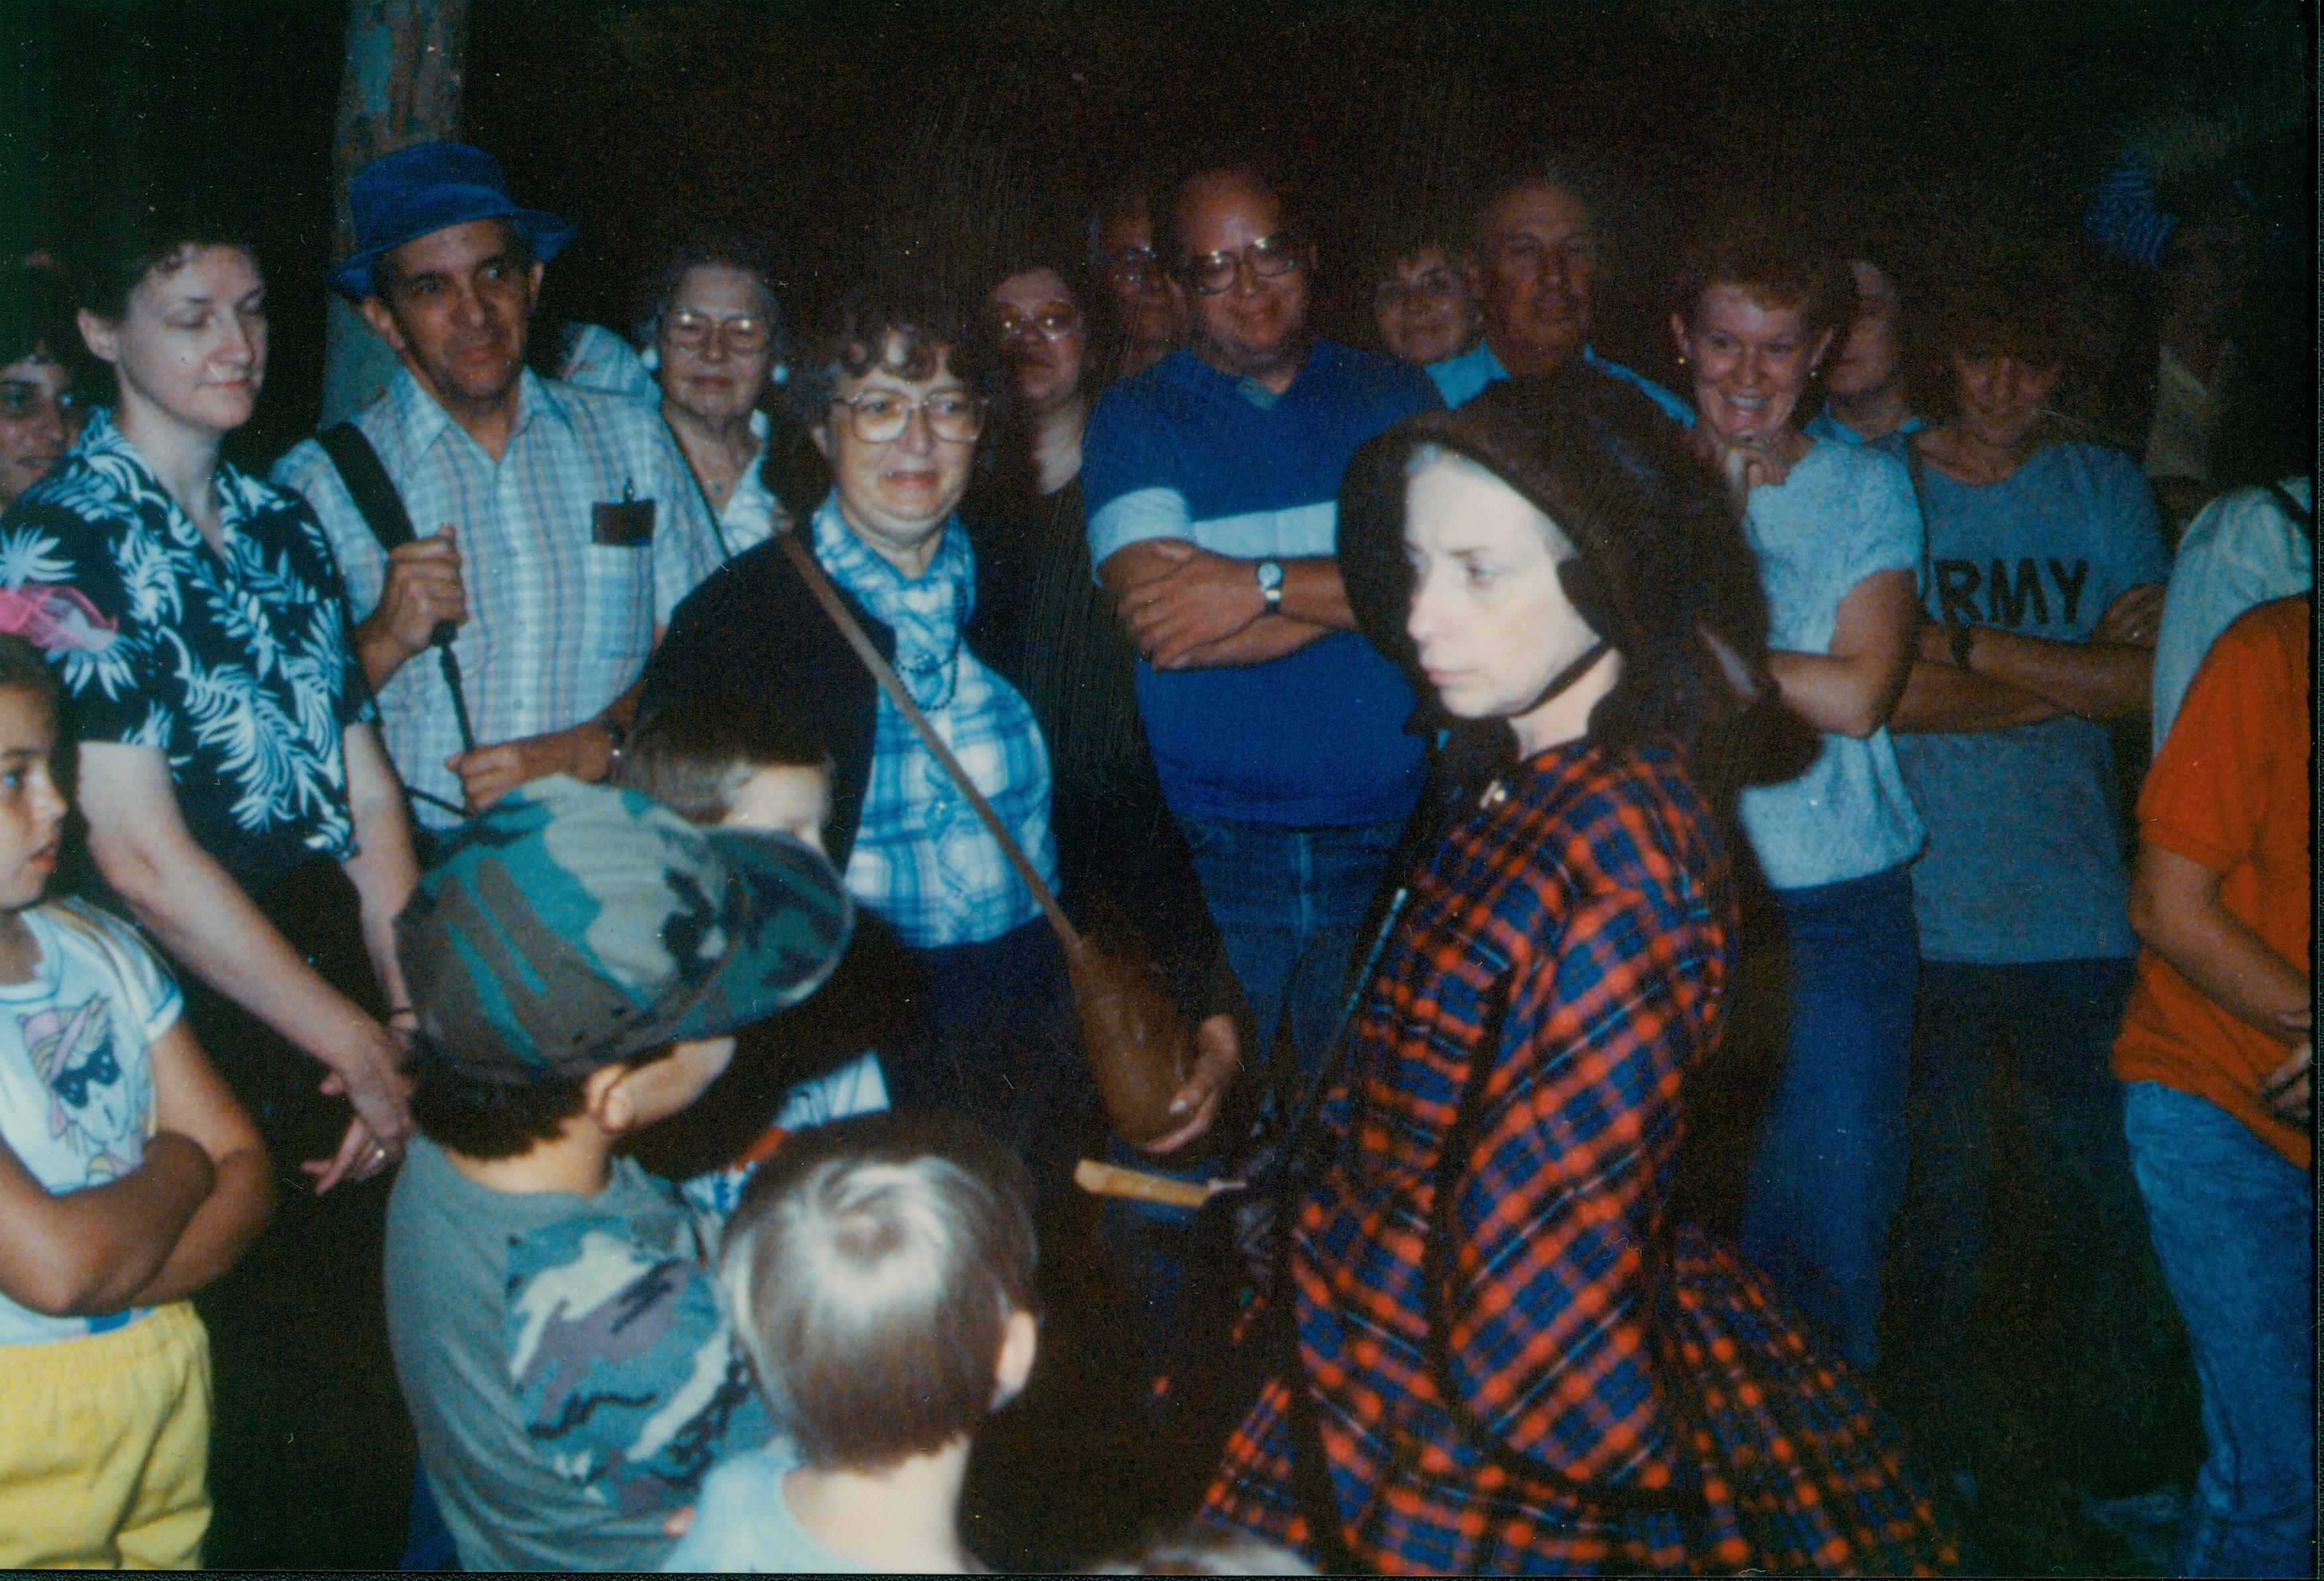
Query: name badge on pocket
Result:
<box><xmin>592</xmin><ymin>499</ymin><xmax>656</xmax><ymax>547</ymax></box>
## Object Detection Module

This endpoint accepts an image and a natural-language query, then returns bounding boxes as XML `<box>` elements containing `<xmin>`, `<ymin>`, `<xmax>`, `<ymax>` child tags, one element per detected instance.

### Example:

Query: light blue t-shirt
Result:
<box><xmin>1735</xmin><ymin>441</ymin><xmax>1926</xmax><ymax>890</ymax></box>
<box><xmin>2150</xmin><ymin>478</ymin><xmax>2312</xmax><ymax>751</ymax></box>
<box><xmin>1081</xmin><ymin>340</ymin><xmax>1437</xmax><ymax>827</ymax></box>
<box><xmin>661</xmin><ymin>1442</ymin><xmax>881</xmax><ymax>1572</ymax></box>
<box><xmin>0</xmin><ymin>902</ymin><xmax>183</xmax><ymax>1347</ymax></box>
<box><xmin>1886</xmin><ymin>440</ymin><xmax>2172</xmax><ymax>963</ymax></box>
<box><xmin>1425</xmin><ymin>339</ymin><xmax>1695</xmax><ymax>425</ymax></box>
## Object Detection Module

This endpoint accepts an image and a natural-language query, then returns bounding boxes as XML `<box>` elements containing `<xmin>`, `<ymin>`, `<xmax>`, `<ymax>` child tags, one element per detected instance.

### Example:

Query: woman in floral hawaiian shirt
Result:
<box><xmin>2</xmin><ymin>198</ymin><xmax>418</xmax><ymax>1193</ymax></box>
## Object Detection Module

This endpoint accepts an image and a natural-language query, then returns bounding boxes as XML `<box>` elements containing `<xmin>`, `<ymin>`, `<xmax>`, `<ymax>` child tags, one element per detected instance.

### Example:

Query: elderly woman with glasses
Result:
<box><xmin>637</xmin><ymin>234</ymin><xmax>789</xmax><ymax>557</ymax></box>
<box><xmin>968</xmin><ymin>245</ymin><xmax>1249</xmax><ymax>1418</ymax></box>
<box><xmin>641</xmin><ymin>285</ymin><xmax>1089</xmax><ymax>1197</ymax></box>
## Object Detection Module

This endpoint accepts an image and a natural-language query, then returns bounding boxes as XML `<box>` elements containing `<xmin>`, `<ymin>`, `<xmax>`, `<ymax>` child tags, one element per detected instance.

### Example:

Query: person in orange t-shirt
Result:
<box><xmin>2113</xmin><ymin>594</ymin><xmax>2310</xmax><ymax>1578</ymax></box>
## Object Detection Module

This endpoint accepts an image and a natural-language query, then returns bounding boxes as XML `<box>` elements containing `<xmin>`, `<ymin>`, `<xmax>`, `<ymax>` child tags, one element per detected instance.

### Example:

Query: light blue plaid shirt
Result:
<box><xmin>813</xmin><ymin>496</ymin><xmax>1056</xmax><ymax>948</ymax></box>
<box><xmin>274</xmin><ymin>367</ymin><xmax>722</xmax><ymax>826</ymax></box>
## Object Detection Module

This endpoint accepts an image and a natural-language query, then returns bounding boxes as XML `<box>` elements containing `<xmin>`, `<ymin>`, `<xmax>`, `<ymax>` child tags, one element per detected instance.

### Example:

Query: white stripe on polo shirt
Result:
<box><xmin>1090</xmin><ymin>494</ymin><xmax>1338</xmax><ymax>569</ymax></box>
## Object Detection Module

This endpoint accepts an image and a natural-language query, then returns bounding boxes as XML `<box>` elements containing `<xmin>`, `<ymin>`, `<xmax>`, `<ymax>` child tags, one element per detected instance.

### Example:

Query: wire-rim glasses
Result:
<box><xmin>828</xmin><ymin>388</ymin><xmax>986</xmax><ymax>444</ymax></box>
<box><xmin>663</xmin><ymin>309</ymin><xmax>774</xmax><ymax>354</ymax></box>
<box><xmin>990</xmin><ymin>305</ymin><xmax>1083</xmax><ymax>342</ymax></box>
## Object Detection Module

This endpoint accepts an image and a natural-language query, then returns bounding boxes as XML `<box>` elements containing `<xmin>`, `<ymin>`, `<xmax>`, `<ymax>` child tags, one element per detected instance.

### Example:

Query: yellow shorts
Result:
<box><xmin>0</xmin><ymin>1301</ymin><xmax>213</xmax><ymax>1568</ymax></box>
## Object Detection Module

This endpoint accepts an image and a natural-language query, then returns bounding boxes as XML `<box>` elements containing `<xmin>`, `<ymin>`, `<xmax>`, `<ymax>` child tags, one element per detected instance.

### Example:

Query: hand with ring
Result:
<box><xmin>304</xmin><ymin>1113</ymin><xmax>401</xmax><ymax>1194</ymax></box>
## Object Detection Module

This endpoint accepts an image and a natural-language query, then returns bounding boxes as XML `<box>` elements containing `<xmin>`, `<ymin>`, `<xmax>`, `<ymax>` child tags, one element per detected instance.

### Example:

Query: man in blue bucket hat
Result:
<box><xmin>382</xmin><ymin>775</ymin><xmax>852</xmax><ymax>1571</ymax></box>
<box><xmin>275</xmin><ymin>142</ymin><xmax>722</xmax><ymax>842</ymax></box>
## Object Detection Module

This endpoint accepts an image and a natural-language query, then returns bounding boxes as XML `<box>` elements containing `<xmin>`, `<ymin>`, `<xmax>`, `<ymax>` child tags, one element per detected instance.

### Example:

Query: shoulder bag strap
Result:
<box><xmin>315</xmin><ymin>422</ymin><xmax>419</xmax><ymax>552</ymax></box>
<box><xmin>313</xmin><ymin>423</ymin><xmax>476</xmax><ymax>766</ymax></box>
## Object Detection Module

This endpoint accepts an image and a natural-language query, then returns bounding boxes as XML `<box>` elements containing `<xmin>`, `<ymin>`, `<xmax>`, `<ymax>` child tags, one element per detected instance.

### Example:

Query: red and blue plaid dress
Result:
<box><xmin>1205</xmin><ymin>738</ymin><xmax>1955</xmax><ymax>1574</ymax></box>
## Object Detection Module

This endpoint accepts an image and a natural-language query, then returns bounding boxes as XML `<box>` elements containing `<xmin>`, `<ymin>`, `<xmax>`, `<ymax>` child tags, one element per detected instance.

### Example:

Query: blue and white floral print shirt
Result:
<box><xmin>0</xmin><ymin>408</ymin><xmax>376</xmax><ymax>895</ymax></box>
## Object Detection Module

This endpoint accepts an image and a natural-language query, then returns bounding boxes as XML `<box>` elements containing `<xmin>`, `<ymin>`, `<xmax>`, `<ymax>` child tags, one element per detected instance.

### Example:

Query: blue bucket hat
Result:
<box><xmin>396</xmin><ymin>776</ymin><xmax>852</xmax><ymax>1089</ymax></box>
<box><xmin>331</xmin><ymin>140</ymin><xmax>579</xmax><ymax>302</ymax></box>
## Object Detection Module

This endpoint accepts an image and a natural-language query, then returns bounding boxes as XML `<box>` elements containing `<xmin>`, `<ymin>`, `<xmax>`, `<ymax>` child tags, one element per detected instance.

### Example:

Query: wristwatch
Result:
<box><xmin>1255</xmin><ymin>559</ymin><xmax>1285</xmax><ymax>616</ymax></box>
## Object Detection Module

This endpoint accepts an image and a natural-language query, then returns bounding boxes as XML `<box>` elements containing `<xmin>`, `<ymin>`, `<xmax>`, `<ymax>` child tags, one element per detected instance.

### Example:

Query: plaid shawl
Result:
<box><xmin>1206</xmin><ymin>738</ymin><xmax>1954</xmax><ymax>1574</ymax></box>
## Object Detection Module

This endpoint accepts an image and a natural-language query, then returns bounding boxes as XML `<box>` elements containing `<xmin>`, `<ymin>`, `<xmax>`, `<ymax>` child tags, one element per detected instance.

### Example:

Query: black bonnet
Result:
<box><xmin>1337</xmin><ymin>364</ymin><xmax>1780</xmax><ymax>767</ymax></box>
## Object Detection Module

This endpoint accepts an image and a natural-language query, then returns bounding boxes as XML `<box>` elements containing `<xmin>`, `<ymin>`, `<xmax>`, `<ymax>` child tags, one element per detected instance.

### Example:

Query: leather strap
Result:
<box><xmin>315</xmin><ymin>423</ymin><xmax>476</xmax><ymax>761</ymax></box>
<box><xmin>316</xmin><ymin>423</ymin><xmax>419</xmax><ymax>551</ymax></box>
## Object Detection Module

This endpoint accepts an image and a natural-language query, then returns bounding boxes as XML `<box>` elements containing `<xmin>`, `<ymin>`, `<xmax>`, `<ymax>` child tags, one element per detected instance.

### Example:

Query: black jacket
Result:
<box><xmin>637</xmin><ymin>521</ymin><xmax>1021</xmax><ymax>872</ymax></box>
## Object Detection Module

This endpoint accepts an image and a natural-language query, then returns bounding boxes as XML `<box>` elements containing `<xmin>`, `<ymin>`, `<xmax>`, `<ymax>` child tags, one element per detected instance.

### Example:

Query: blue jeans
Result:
<box><xmin>1891</xmin><ymin>957</ymin><xmax>2160</xmax><ymax>1466</ymax></box>
<box><xmin>1175</xmin><ymin>814</ymin><xmax>1404</xmax><ymax>1103</ymax></box>
<box><xmin>1737</xmin><ymin>863</ymin><xmax>1919</xmax><ymax>1372</ymax></box>
<box><xmin>2124</xmin><ymin>1081</ymin><xmax>2315</xmax><ymax>1578</ymax></box>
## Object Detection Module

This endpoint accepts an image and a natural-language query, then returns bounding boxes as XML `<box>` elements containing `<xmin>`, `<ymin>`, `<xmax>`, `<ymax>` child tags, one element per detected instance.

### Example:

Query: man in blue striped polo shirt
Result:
<box><xmin>1083</xmin><ymin>164</ymin><xmax>1439</xmax><ymax>1109</ymax></box>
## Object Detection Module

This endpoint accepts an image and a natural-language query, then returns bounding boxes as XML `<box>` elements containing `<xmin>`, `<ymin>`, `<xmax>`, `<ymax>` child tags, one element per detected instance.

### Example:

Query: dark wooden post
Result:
<box><xmin>319</xmin><ymin>0</ymin><xmax>469</xmax><ymax>427</ymax></box>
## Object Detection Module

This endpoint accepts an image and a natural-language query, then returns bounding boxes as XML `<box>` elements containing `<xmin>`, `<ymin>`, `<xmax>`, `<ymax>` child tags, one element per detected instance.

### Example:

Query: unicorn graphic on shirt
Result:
<box><xmin>30</xmin><ymin>995</ymin><xmax>145</xmax><ymax>1180</ymax></box>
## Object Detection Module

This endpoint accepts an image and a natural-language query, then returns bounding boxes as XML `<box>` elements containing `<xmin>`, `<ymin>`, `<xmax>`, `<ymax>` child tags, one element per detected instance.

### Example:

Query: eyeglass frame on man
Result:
<box><xmin>1176</xmin><ymin>233</ymin><xmax>1311</xmax><ymax>297</ymax></box>
<box><xmin>661</xmin><ymin>308</ymin><xmax>775</xmax><ymax>354</ymax></box>
<box><xmin>826</xmin><ymin>388</ymin><xmax>987</xmax><ymax>445</ymax></box>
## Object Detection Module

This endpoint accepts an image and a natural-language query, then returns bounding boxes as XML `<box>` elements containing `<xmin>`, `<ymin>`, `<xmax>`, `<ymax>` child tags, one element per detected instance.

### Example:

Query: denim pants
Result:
<box><xmin>1890</xmin><ymin>957</ymin><xmax>2162</xmax><ymax>1467</ymax></box>
<box><xmin>1736</xmin><ymin>863</ymin><xmax>1919</xmax><ymax>1372</ymax></box>
<box><xmin>2124</xmin><ymin>1081</ymin><xmax>2315</xmax><ymax>1578</ymax></box>
<box><xmin>1174</xmin><ymin>813</ymin><xmax>1406</xmax><ymax>1103</ymax></box>
<box><xmin>1111</xmin><ymin>814</ymin><xmax>1400</xmax><ymax>1414</ymax></box>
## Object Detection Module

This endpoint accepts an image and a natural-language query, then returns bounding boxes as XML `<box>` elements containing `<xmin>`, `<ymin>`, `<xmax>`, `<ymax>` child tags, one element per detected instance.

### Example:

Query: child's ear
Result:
<box><xmin>581</xmin><ymin>1062</ymin><xmax>635</xmax><ymax>1135</ymax></box>
<box><xmin>991</xmin><ymin>1307</ymin><xmax>1038</xmax><ymax>1411</ymax></box>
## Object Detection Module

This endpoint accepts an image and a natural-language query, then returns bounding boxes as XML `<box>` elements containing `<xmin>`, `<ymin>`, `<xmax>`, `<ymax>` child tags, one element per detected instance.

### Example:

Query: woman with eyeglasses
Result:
<box><xmin>970</xmin><ymin>248</ymin><xmax>1246</xmax><ymax>1421</ymax></box>
<box><xmin>1363</xmin><ymin>223</ymin><xmax>1484</xmax><ymax>369</ymax></box>
<box><xmin>0</xmin><ymin>262</ymin><xmax>87</xmax><ymax>510</ymax></box>
<box><xmin>638</xmin><ymin>234</ymin><xmax>789</xmax><ymax>557</ymax></box>
<box><xmin>642</xmin><ymin>286</ymin><xmax>1092</xmax><ymax>1203</ymax></box>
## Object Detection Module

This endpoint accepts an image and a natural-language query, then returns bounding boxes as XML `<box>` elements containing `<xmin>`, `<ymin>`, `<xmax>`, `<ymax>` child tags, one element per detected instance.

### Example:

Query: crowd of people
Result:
<box><xmin>0</xmin><ymin>114</ymin><xmax>2306</xmax><ymax>1577</ymax></box>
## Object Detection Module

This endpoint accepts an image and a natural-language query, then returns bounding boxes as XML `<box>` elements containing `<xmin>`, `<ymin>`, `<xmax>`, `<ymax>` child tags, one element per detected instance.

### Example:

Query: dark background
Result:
<box><xmin>0</xmin><ymin>0</ymin><xmax>2309</xmax><ymax>466</ymax></box>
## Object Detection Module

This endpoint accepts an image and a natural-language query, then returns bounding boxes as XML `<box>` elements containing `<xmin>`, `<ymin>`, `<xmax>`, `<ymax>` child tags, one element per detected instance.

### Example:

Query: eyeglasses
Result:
<box><xmin>1373</xmin><ymin>268</ymin><xmax>1466</xmax><ymax>311</ymax></box>
<box><xmin>1178</xmin><ymin>234</ymin><xmax>1308</xmax><ymax>296</ymax></box>
<box><xmin>1100</xmin><ymin>245</ymin><xmax>1164</xmax><ymax>286</ymax></box>
<box><xmin>828</xmin><ymin>388</ymin><xmax>985</xmax><ymax>444</ymax></box>
<box><xmin>663</xmin><ymin>309</ymin><xmax>773</xmax><ymax>353</ymax></box>
<box><xmin>990</xmin><ymin>305</ymin><xmax>1081</xmax><ymax>342</ymax></box>
<box><xmin>0</xmin><ymin>382</ymin><xmax>76</xmax><ymax>422</ymax></box>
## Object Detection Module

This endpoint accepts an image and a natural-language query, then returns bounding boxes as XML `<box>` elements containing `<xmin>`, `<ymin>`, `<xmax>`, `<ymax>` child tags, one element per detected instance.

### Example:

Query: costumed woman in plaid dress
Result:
<box><xmin>1203</xmin><ymin>369</ymin><xmax>1956</xmax><ymax>1574</ymax></box>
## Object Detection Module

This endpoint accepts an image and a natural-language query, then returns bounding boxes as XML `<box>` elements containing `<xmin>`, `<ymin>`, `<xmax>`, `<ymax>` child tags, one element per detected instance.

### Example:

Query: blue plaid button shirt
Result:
<box><xmin>812</xmin><ymin>496</ymin><xmax>1056</xmax><ymax>948</ymax></box>
<box><xmin>274</xmin><ymin>367</ymin><xmax>721</xmax><ymax>826</ymax></box>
